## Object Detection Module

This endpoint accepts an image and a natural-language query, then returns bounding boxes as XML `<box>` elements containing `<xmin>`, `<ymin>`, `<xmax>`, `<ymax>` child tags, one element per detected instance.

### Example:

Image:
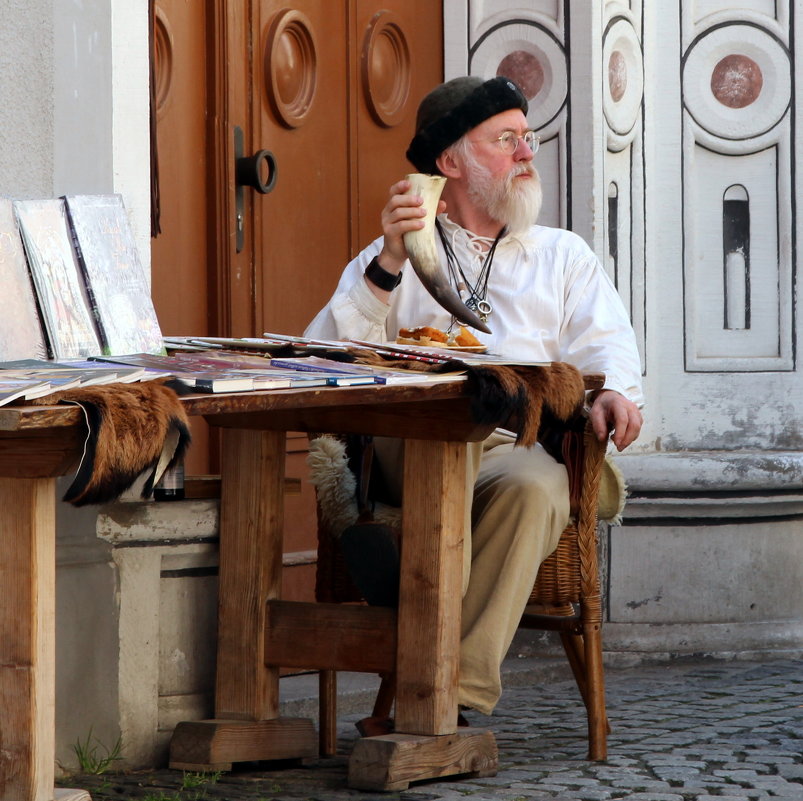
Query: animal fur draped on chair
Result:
<box><xmin>308</xmin><ymin>428</ymin><xmax>625</xmax><ymax>545</ymax></box>
<box><xmin>30</xmin><ymin>380</ymin><xmax>191</xmax><ymax>506</ymax></box>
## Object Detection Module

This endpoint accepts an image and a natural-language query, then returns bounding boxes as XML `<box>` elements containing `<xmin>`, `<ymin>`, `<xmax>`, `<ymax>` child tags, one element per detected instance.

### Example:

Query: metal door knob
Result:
<box><xmin>235</xmin><ymin>150</ymin><xmax>278</xmax><ymax>194</ymax></box>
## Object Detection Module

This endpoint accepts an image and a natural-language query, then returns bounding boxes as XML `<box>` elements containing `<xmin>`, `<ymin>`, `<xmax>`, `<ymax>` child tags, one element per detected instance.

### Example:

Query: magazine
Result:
<box><xmin>0</xmin><ymin>377</ymin><xmax>53</xmax><ymax>407</ymax></box>
<box><xmin>64</xmin><ymin>194</ymin><xmax>164</xmax><ymax>356</ymax></box>
<box><xmin>270</xmin><ymin>355</ymin><xmax>466</xmax><ymax>386</ymax></box>
<box><xmin>14</xmin><ymin>199</ymin><xmax>102</xmax><ymax>359</ymax></box>
<box><xmin>0</xmin><ymin>199</ymin><xmax>48</xmax><ymax>360</ymax></box>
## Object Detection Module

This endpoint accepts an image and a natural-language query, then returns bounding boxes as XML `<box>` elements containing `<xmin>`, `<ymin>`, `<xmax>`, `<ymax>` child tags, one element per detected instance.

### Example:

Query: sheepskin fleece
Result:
<box><xmin>307</xmin><ymin>436</ymin><xmax>400</xmax><ymax>536</ymax></box>
<box><xmin>308</xmin><ymin>434</ymin><xmax>626</xmax><ymax>528</ymax></box>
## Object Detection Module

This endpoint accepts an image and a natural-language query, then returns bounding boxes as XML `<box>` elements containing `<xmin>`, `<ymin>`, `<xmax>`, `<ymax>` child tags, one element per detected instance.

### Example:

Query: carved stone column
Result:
<box><xmin>612</xmin><ymin>0</ymin><xmax>802</xmax><ymax>657</ymax></box>
<box><xmin>443</xmin><ymin>0</ymin><xmax>803</xmax><ymax>658</ymax></box>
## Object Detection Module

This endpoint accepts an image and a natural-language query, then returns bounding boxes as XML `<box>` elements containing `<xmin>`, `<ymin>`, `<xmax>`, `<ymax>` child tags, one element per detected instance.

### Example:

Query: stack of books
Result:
<box><xmin>267</xmin><ymin>354</ymin><xmax>465</xmax><ymax>386</ymax></box>
<box><xmin>0</xmin><ymin>357</ymin><xmax>173</xmax><ymax>408</ymax></box>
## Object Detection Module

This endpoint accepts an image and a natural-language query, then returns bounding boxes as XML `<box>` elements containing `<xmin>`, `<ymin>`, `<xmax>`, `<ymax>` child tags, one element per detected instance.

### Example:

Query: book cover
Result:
<box><xmin>170</xmin><ymin>366</ymin><xmax>298</xmax><ymax>390</ymax></box>
<box><xmin>3</xmin><ymin>364</ymin><xmax>129</xmax><ymax>388</ymax></box>
<box><xmin>0</xmin><ymin>369</ymin><xmax>84</xmax><ymax>392</ymax></box>
<box><xmin>260</xmin><ymin>331</ymin><xmax>351</xmax><ymax>351</ymax></box>
<box><xmin>64</xmin><ymin>194</ymin><xmax>165</xmax><ymax>356</ymax></box>
<box><xmin>13</xmin><ymin>199</ymin><xmax>102</xmax><ymax>359</ymax></box>
<box><xmin>217</xmin><ymin>370</ymin><xmax>294</xmax><ymax>390</ymax></box>
<box><xmin>175</xmin><ymin>371</ymin><xmax>256</xmax><ymax>393</ymax></box>
<box><xmin>0</xmin><ymin>384</ymin><xmax>34</xmax><ymax>407</ymax></box>
<box><xmin>54</xmin><ymin>361</ymin><xmax>152</xmax><ymax>384</ymax></box>
<box><xmin>270</xmin><ymin>355</ymin><xmax>382</xmax><ymax>378</ymax></box>
<box><xmin>281</xmin><ymin>373</ymin><xmax>331</xmax><ymax>388</ymax></box>
<box><xmin>0</xmin><ymin>198</ymin><xmax>48</xmax><ymax>360</ymax></box>
<box><xmin>318</xmin><ymin>373</ymin><xmax>379</xmax><ymax>387</ymax></box>
<box><xmin>0</xmin><ymin>377</ymin><xmax>53</xmax><ymax>407</ymax></box>
<box><xmin>172</xmin><ymin>351</ymin><xmax>277</xmax><ymax>371</ymax></box>
<box><xmin>171</xmin><ymin>335</ymin><xmax>310</xmax><ymax>353</ymax></box>
<box><xmin>364</xmin><ymin>339</ymin><xmax>549</xmax><ymax>368</ymax></box>
<box><xmin>90</xmin><ymin>353</ymin><xmax>184</xmax><ymax>372</ymax></box>
<box><xmin>270</xmin><ymin>354</ymin><xmax>465</xmax><ymax>386</ymax></box>
<box><xmin>53</xmin><ymin>367</ymin><xmax>124</xmax><ymax>387</ymax></box>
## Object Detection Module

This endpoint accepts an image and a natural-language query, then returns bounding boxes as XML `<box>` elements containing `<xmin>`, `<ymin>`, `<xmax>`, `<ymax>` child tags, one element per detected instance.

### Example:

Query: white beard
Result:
<box><xmin>464</xmin><ymin>152</ymin><xmax>543</xmax><ymax>235</ymax></box>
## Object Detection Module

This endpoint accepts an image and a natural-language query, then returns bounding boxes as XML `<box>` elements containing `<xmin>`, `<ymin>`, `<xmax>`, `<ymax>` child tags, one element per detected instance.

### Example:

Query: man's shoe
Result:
<box><xmin>339</xmin><ymin>522</ymin><xmax>400</xmax><ymax>607</ymax></box>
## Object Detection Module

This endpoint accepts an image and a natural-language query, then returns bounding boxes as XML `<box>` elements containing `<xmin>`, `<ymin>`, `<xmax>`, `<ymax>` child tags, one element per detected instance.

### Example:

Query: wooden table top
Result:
<box><xmin>0</xmin><ymin>381</ymin><xmax>497</xmax><ymax>478</ymax></box>
<box><xmin>0</xmin><ymin>381</ymin><xmax>470</xmax><ymax>431</ymax></box>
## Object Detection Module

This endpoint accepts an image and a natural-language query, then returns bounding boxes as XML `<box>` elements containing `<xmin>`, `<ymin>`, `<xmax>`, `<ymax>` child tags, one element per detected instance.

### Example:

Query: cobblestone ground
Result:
<box><xmin>62</xmin><ymin>657</ymin><xmax>803</xmax><ymax>801</ymax></box>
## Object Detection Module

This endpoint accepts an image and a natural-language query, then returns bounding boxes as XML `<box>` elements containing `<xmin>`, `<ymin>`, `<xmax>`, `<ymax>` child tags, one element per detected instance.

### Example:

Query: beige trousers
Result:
<box><xmin>374</xmin><ymin>429</ymin><xmax>570</xmax><ymax>715</ymax></box>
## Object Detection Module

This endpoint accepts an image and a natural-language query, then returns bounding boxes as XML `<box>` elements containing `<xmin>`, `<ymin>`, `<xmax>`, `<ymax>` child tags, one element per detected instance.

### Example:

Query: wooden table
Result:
<box><xmin>0</xmin><ymin>381</ymin><xmax>499</xmax><ymax>799</ymax></box>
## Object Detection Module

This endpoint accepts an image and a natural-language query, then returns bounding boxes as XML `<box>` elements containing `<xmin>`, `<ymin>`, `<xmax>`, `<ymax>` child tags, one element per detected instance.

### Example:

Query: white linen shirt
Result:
<box><xmin>305</xmin><ymin>217</ymin><xmax>644</xmax><ymax>406</ymax></box>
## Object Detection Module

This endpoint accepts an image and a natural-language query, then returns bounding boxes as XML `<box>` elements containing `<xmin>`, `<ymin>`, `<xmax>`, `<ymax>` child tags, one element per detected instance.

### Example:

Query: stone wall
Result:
<box><xmin>444</xmin><ymin>0</ymin><xmax>803</xmax><ymax>656</ymax></box>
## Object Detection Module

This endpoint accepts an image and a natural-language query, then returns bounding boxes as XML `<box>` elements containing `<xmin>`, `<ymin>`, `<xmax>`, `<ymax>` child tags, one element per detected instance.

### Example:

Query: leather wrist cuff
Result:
<box><xmin>364</xmin><ymin>256</ymin><xmax>402</xmax><ymax>292</ymax></box>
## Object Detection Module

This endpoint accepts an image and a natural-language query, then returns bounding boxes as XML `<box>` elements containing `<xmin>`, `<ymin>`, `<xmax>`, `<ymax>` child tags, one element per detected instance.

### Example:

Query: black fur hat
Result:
<box><xmin>406</xmin><ymin>76</ymin><xmax>528</xmax><ymax>175</ymax></box>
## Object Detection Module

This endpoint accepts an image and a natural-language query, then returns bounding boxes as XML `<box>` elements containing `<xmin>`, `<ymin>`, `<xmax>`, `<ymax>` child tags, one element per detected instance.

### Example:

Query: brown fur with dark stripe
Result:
<box><xmin>31</xmin><ymin>380</ymin><xmax>191</xmax><ymax>506</ymax></box>
<box><xmin>459</xmin><ymin>361</ymin><xmax>585</xmax><ymax>447</ymax></box>
<box><xmin>344</xmin><ymin>349</ymin><xmax>586</xmax><ymax>446</ymax></box>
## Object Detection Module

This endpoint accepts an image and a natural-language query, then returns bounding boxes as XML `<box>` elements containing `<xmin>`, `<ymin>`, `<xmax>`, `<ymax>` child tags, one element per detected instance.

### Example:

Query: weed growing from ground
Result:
<box><xmin>181</xmin><ymin>770</ymin><xmax>222</xmax><ymax>790</ymax></box>
<box><xmin>71</xmin><ymin>728</ymin><xmax>123</xmax><ymax>775</ymax></box>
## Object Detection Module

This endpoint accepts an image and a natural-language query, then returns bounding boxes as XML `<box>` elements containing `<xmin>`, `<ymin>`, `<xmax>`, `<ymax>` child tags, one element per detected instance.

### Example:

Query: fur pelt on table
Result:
<box><xmin>458</xmin><ymin>361</ymin><xmax>585</xmax><ymax>446</ymax></box>
<box><xmin>30</xmin><ymin>380</ymin><xmax>191</xmax><ymax>506</ymax></box>
<box><xmin>344</xmin><ymin>350</ymin><xmax>587</xmax><ymax>448</ymax></box>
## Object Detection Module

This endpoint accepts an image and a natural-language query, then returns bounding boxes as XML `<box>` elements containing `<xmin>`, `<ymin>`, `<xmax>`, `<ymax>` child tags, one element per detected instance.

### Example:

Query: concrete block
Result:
<box><xmin>608</xmin><ymin>519</ymin><xmax>803</xmax><ymax>625</ymax></box>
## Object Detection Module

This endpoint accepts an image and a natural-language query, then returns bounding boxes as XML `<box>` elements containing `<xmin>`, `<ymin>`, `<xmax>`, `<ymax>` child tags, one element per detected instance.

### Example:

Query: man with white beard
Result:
<box><xmin>305</xmin><ymin>76</ymin><xmax>643</xmax><ymax>722</ymax></box>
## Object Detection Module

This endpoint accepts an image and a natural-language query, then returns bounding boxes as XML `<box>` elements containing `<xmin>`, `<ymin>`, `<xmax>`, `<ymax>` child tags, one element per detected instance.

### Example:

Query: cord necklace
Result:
<box><xmin>435</xmin><ymin>220</ymin><xmax>506</xmax><ymax>324</ymax></box>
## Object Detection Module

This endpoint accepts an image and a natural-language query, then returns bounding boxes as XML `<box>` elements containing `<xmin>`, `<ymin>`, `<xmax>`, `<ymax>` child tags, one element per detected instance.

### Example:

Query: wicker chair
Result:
<box><xmin>312</xmin><ymin>376</ymin><xmax>611</xmax><ymax>761</ymax></box>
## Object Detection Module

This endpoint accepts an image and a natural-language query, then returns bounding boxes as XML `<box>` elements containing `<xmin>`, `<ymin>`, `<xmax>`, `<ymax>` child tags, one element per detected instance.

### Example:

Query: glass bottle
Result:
<box><xmin>154</xmin><ymin>458</ymin><xmax>185</xmax><ymax>501</ymax></box>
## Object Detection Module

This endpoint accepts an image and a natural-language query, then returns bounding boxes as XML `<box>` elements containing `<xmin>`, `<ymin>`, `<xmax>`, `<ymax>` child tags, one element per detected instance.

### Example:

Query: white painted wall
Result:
<box><xmin>108</xmin><ymin>0</ymin><xmax>152</xmax><ymax>272</ymax></box>
<box><xmin>0</xmin><ymin>0</ymin><xmax>155</xmax><ymax>771</ymax></box>
<box><xmin>0</xmin><ymin>0</ymin><xmax>151</xmax><ymax>270</ymax></box>
<box><xmin>0</xmin><ymin>0</ymin><xmax>56</xmax><ymax>197</ymax></box>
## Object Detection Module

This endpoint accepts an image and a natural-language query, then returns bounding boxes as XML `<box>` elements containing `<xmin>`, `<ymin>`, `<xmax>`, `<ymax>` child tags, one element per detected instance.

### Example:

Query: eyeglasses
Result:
<box><xmin>473</xmin><ymin>129</ymin><xmax>540</xmax><ymax>156</ymax></box>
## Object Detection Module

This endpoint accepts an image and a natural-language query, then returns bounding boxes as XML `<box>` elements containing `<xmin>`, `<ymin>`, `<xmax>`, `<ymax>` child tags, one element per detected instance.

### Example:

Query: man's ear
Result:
<box><xmin>436</xmin><ymin>149</ymin><xmax>462</xmax><ymax>179</ymax></box>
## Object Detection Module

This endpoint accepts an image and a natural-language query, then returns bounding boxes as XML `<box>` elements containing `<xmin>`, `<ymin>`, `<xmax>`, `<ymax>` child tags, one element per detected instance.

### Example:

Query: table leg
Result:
<box><xmin>0</xmin><ymin>477</ymin><xmax>89</xmax><ymax>801</ymax></box>
<box><xmin>169</xmin><ymin>429</ymin><xmax>316</xmax><ymax>770</ymax></box>
<box><xmin>348</xmin><ymin>439</ymin><xmax>498</xmax><ymax>790</ymax></box>
<box><xmin>396</xmin><ymin>438</ymin><xmax>465</xmax><ymax>734</ymax></box>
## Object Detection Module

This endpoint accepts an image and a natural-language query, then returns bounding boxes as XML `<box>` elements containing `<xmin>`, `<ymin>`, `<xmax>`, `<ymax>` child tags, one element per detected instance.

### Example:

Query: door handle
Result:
<box><xmin>233</xmin><ymin>126</ymin><xmax>278</xmax><ymax>252</ymax></box>
<box><xmin>236</xmin><ymin>149</ymin><xmax>278</xmax><ymax>194</ymax></box>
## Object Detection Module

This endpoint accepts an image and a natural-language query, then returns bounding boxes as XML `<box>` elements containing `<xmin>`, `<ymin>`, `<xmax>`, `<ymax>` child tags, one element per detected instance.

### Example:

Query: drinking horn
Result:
<box><xmin>402</xmin><ymin>173</ymin><xmax>492</xmax><ymax>334</ymax></box>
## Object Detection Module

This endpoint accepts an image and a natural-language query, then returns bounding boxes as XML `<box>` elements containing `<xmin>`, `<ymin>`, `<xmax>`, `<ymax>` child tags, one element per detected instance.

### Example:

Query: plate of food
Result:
<box><xmin>396</xmin><ymin>325</ymin><xmax>487</xmax><ymax>352</ymax></box>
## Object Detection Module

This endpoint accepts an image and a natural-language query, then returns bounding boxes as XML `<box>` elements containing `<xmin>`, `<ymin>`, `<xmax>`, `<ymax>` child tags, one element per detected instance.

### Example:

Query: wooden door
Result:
<box><xmin>151</xmin><ymin>0</ymin><xmax>442</xmax><ymax>344</ymax></box>
<box><xmin>150</xmin><ymin>1</ymin><xmax>442</xmax><ymax>598</ymax></box>
<box><xmin>150</xmin><ymin>0</ymin><xmax>213</xmax><ymax>473</ymax></box>
<box><xmin>249</xmin><ymin>0</ymin><xmax>443</xmax><ymax>336</ymax></box>
<box><xmin>150</xmin><ymin>1</ymin><xmax>210</xmax><ymax>337</ymax></box>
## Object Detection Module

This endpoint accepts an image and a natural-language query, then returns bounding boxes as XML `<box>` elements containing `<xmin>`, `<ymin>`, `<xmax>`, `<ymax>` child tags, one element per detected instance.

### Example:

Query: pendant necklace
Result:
<box><xmin>436</xmin><ymin>220</ymin><xmax>506</xmax><ymax>324</ymax></box>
